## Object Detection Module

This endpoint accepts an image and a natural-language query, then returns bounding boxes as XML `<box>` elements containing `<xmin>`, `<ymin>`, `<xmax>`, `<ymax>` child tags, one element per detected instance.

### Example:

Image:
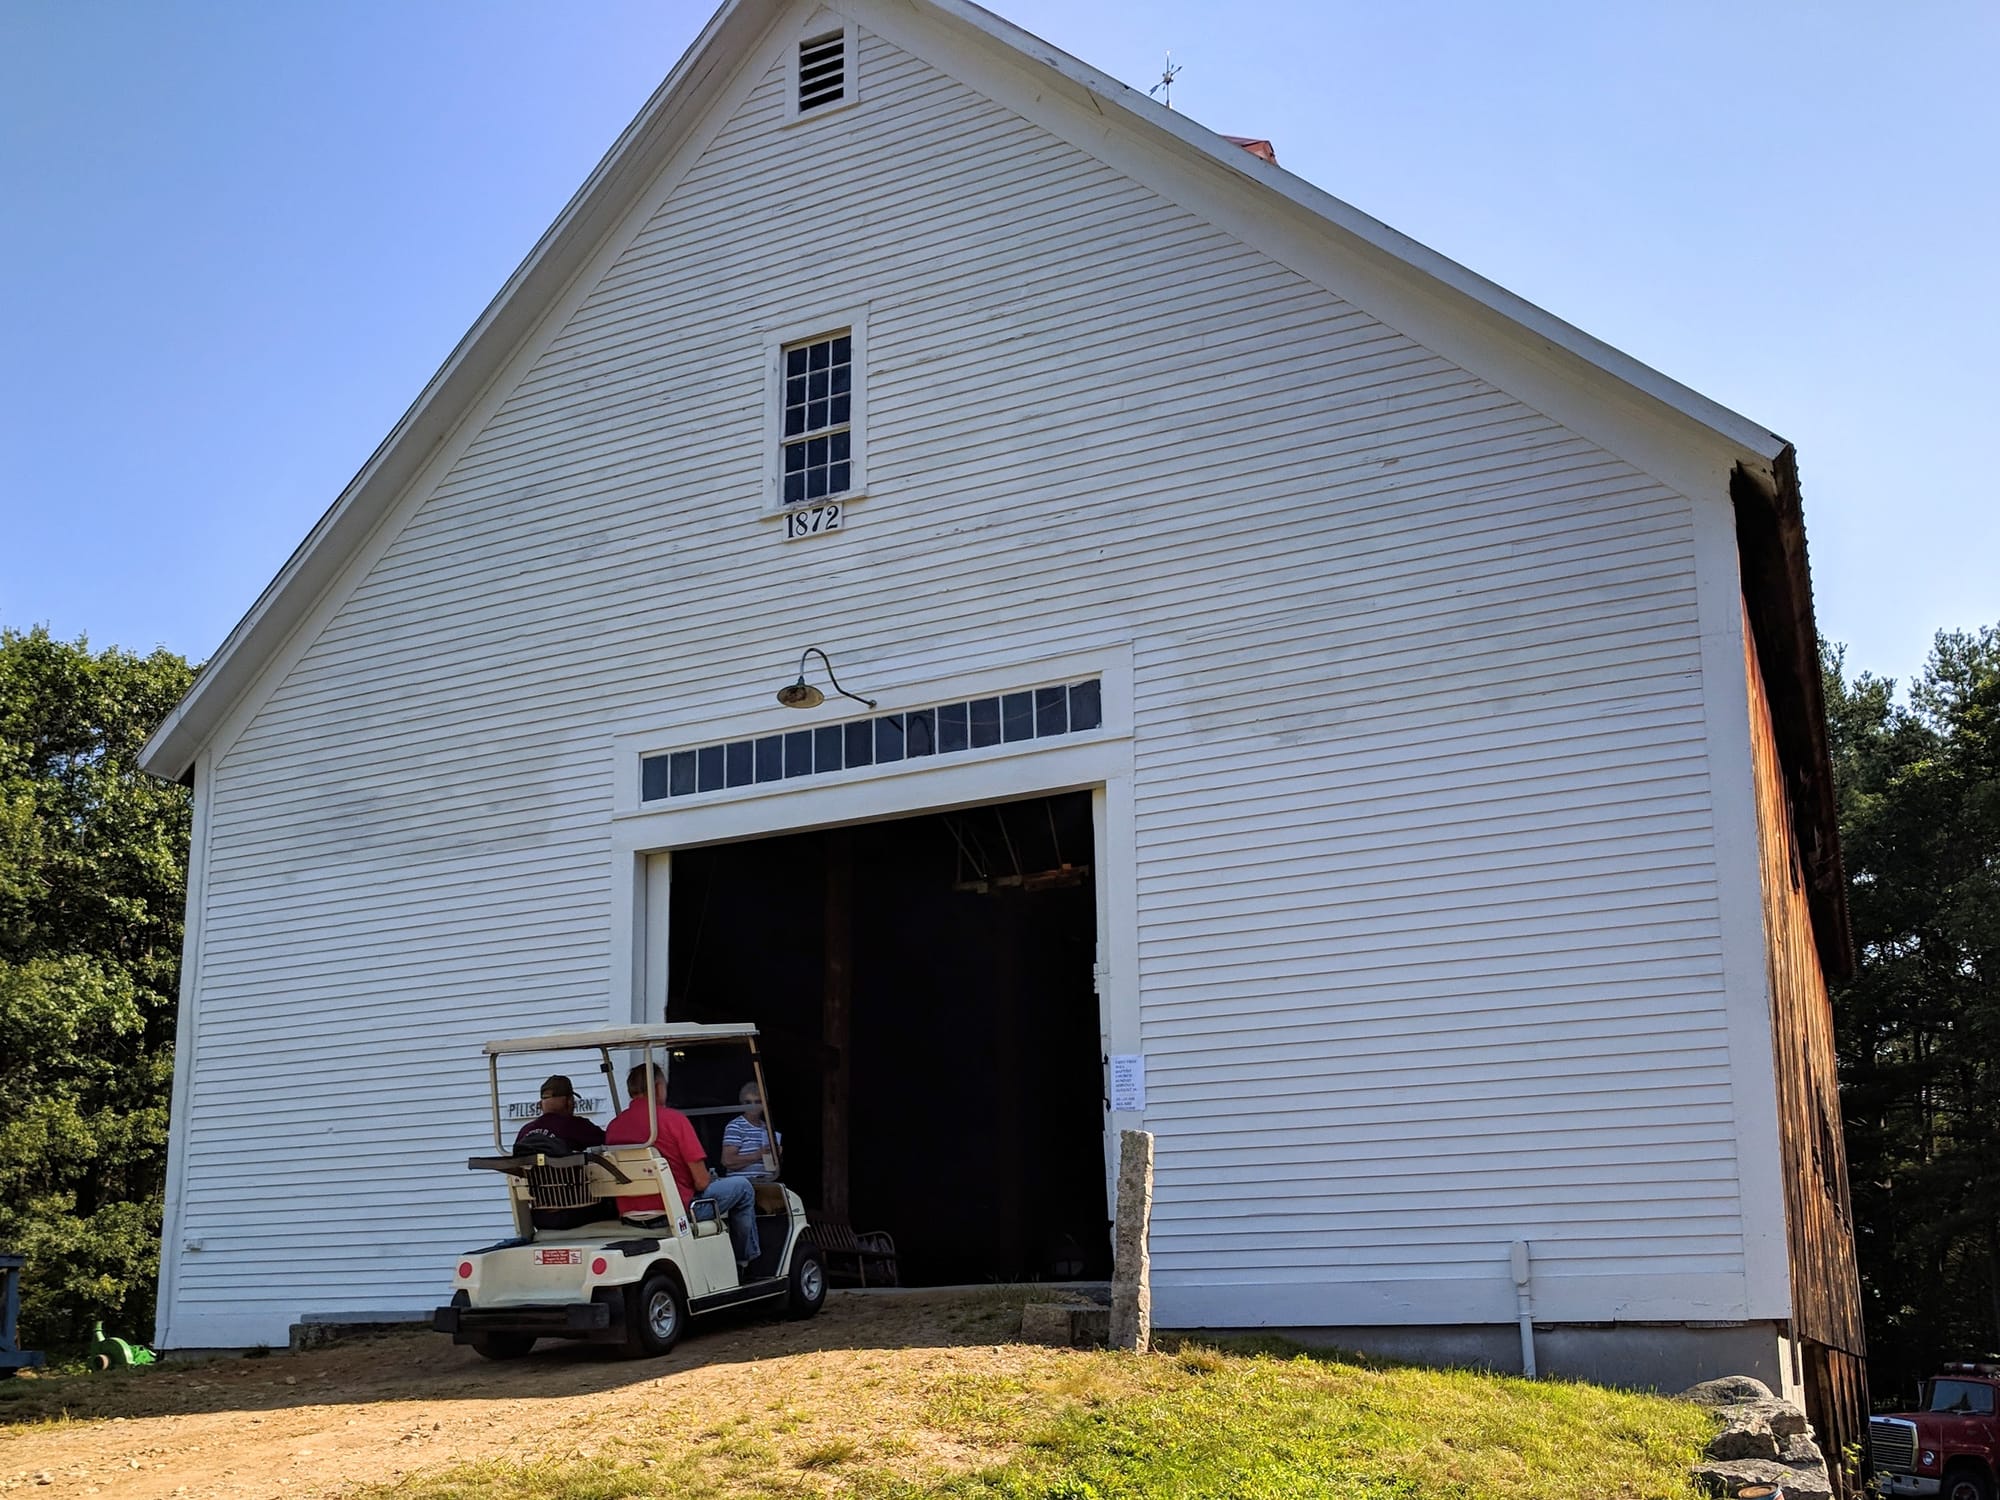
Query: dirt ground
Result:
<box><xmin>0</xmin><ymin>1289</ymin><xmax>1077</xmax><ymax>1498</ymax></box>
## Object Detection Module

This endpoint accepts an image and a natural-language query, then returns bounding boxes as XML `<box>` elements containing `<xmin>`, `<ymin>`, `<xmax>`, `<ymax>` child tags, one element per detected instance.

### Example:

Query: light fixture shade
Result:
<box><xmin>776</xmin><ymin>678</ymin><xmax>825</xmax><ymax>709</ymax></box>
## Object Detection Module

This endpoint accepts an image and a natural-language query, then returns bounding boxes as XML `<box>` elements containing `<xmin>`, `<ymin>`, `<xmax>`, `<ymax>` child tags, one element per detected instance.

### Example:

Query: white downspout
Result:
<box><xmin>1511</xmin><ymin>1240</ymin><xmax>1537</xmax><ymax>1378</ymax></box>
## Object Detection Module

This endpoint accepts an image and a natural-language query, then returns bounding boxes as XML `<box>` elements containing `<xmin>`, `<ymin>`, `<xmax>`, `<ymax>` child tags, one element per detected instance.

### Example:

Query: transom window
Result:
<box><xmin>641</xmin><ymin>680</ymin><xmax>1103</xmax><ymax>802</ymax></box>
<box><xmin>781</xmin><ymin>332</ymin><xmax>852</xmax><ymax>505</ymax></box>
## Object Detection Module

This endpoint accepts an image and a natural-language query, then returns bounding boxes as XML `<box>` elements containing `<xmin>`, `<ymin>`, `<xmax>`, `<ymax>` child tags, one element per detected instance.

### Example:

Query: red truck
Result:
<box><xmin>1871</xmin><ymin>1363</ymin><xmax>2000</xmax><ymax>1499</ymax></box>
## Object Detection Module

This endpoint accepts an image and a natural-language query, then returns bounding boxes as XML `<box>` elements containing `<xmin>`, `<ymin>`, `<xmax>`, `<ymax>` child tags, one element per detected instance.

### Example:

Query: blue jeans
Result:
<box><xmin>698</xmin><ymin>1173</ymin><xmax>758</xmax><ymax>1263</ymax></box>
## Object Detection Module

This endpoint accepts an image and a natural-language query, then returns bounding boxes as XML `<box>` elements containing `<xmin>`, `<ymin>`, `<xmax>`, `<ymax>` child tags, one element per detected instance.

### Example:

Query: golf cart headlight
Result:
<box><xmin>1922</xmin><ymin>1450</ymin><xmax>1937</xmax><ymax>1467</ymax></box>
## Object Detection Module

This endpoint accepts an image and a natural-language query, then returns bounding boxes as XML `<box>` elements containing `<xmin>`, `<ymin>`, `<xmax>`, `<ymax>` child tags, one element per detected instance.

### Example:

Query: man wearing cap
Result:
<box><xmin>513</xmin><ymin>1075</ymin><xmax>606</xmax><ymax>1151</ymax></box>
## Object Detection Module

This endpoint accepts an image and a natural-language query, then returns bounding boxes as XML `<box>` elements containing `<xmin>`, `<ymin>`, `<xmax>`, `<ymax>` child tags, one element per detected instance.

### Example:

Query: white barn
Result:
<box><xmin>140</xmin><ymin>0</ymin><xmax>1864</xmax><ymax>1448</ymax></box>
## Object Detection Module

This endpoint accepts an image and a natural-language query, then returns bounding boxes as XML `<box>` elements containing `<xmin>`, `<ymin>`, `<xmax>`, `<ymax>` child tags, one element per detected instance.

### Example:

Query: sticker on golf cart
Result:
<box><xmin>535</xmin><ymin>1248</ymin><xmax>582</xmax><ymax>1266</ymax></box>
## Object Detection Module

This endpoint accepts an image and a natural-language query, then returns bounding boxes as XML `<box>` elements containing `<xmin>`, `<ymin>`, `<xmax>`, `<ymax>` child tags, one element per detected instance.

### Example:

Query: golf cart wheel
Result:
<box><xmin>469</xmin><ymin>1332</ymin><xmax>536</xmax><ymax>1361</ymax></box>
<box><xmin>787</xmin><ymin>1237</ymin><xmax>826</xmax><ymax>1319</ymax></box>
<box><xmin>628</xmin><ymin>1270</ymin><xmax>686</xmax><ymax>1358</ymax></box>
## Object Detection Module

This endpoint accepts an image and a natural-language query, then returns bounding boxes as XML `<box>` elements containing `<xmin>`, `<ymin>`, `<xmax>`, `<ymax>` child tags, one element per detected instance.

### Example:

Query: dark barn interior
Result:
<box><xmin>666</xmin><ymin>790</ymin><xmax>1108</xmax><ymax>1285</ymax></box>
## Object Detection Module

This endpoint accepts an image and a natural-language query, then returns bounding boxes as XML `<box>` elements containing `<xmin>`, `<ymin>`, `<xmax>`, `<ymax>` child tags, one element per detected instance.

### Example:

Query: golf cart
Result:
<box><xmin>431</xmin><ymin>1022</ymin><xmax>825</xmax><ymax>1359</ymax></box>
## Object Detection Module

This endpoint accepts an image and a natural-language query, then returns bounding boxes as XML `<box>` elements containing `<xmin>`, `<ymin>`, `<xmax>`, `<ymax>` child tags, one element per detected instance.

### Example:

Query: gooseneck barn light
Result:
<box><xmin>776</xmin><ymin>646</ymin><xmax>876</xmax><ymax>711</ymax></box>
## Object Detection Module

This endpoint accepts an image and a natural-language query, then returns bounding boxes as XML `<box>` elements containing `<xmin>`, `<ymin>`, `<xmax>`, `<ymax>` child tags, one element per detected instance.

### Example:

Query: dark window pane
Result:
<box><xmin>806</xmin><ymin>466</ymin><xmax>828</xmax><ymax>500</ymax></box>
<box><xmin>844</xmin><ymin>718</ymin><xmax>874</xmax><ymax>768</ymax></box>
<box><xmin>697</xmin><ymin>744</ymin><xmax>725</xmax><ymax>793</ymax></box>
<box><xmin>969</xmin><ymin>696</ymin><xmax>1001</xmax><ymax>748</ymax></box>
<box><xmin>808</xmin><ymin>340</ymin><xmax>829</xmax><ymax>371</ymax></box>
<box><xmin>786</xmin><ymin>375</ymin><xmax>806</xmax><ymax>404</ymax></box>
<box><xmin>785</xmin><ymin>730</ymin><xmax>814</xmax><ymax>778</ymax></box>
<box><xmin>786</xmin><ymin>347</ymin><xmax>807</xmax><ymax>378</ymax></box>
<box><xmin>784</xmin><ymin>442</ymin><xmax>807</xmax><ymax>472</ymax></box>
<box><xmin>1002</xmin><ymin>692</ymin><xmax>1034</xmax><ymax>742</ymax></box>
<box><xmin>784</xmin><ymin>406</ymin><xmax>806</xmax><ymax>438</ymax></box>
<box><xmin>815</xmin><ymin>724</ymin><xmax>844</xmax><ymax>773</ymax></box>
<box><xmin>875</xmin><ymin>714</ymin><xmax>905</xmax><ymax>764</ymax></box>
<box><xmin>755</xmin><ymin>735</ymin><xmax>783</xmax><ymax>783</ymax></box>
<box><xmin>783</xmin><ymin>472</ymin><xmax>804</xmax><ymax>505</ymax></box>
<box><xmin>807</xmin><ymin>370</ymin><xmax>828</xmax><ymax>401</ymax></box>
<box><xmin>831</xmin><ymin>363</ymin><xmax>850</xmax><ymax>395</ymax></box>
<box><xmin>829</xmin><ymin>393</ymin><xmax>850</xmax><ymax>426</ymax></box>
<box><xmin>1070</xmin><ymin>679</ymin><xmax>1103</xmax><ymax>731</ymax></box>
<box><xmin>832</xmin><ymin>334</ymin><xmax>851</xmax><ymax>364</ymax></box>
<box><xmin>1035</xmin><ymin>685</ymin><xmax>1068</xmax><ymax>737</ymax></box>
<box><xmin>807</xmin><ymin>399</ymin><xmax>827</xmax><ymax>431</ymax></box>
<box><xmin>807</xmin><ymin>435</ymin><xmax>828</xmax><ymax>466</ymax></box>
<box><xmin>669</xmin><ymin>750</ymin><xmax>697</xmax><ymax>797</ymax></box>
<box><xmin>725</xmin><ymin>740</ymin><xmax>754</xmax><ymax>788</ymax></box>
<box><xmin>830</xmin><ymin>430</ymin><xmax>850</xmax><ymax>462</ymax></box>
<box><xmin>937</xmin><ymin>702</ymin><xmax>968</xmax><ymax>753</ymax></box>
<box><xmin>641</xmin><ymin>755</ymin><xmax>672</xmax><ymax>802</ymax></box>
<box><xmin>828</xmin><ymin>461</ymin><xmax>850</xmax><ymax>492</ymax></box>
<box><xmin>905</xmin><ymin>707</ymin><xmax>936</xmax><ymax>757</ymax></box>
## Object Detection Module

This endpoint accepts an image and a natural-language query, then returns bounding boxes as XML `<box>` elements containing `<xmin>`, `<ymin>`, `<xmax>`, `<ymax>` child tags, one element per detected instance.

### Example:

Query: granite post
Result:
<box><xmin>1110</xmin><ymin>1128</ymin><xmax>1154</xmax><ymax>1353</ymax></box>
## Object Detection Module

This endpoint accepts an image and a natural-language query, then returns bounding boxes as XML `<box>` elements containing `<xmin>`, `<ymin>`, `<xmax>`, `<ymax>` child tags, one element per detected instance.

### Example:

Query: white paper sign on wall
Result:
<box><xmin>1110</xmin><ymin>1054</ymin><xmax>1146</xmax><ymax>1112</ymax></box>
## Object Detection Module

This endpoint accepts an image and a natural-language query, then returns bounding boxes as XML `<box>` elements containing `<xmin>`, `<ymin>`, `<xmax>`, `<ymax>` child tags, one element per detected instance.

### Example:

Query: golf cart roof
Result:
<box><xmin>481</xmin><ymin>1022</ymin><xmax>758</xmax><ymax>1056</ymax></box>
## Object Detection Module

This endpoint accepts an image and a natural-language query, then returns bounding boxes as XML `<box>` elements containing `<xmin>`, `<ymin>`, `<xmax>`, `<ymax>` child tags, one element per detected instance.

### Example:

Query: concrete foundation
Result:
<box><xmin>1178</xmin><ymin>1320</ymin><xmax>1796</xmax><ymax>1396</ymax></box>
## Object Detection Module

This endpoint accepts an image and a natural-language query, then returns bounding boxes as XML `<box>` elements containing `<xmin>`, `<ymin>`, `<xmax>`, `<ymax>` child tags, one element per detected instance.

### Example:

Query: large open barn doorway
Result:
<box><xmin>665</xmin><ymin>790</ymin><xmax>1107</xmax><ymax>1286</ymax></box>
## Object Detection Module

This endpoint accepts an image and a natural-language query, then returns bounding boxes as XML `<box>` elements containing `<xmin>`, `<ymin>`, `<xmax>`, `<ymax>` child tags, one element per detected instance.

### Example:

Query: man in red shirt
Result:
<box><xmin>605</xmin><ymin>1063</ymin><xmax>759</xmax><ymax>1267</ymax></box>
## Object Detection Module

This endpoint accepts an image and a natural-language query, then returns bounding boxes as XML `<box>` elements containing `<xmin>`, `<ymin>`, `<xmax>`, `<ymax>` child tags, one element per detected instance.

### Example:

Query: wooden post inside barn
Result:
<box><xmin>821</xmin><ymin>828</ymin><xmax>852</xmax><ymax>1222</ymax></box>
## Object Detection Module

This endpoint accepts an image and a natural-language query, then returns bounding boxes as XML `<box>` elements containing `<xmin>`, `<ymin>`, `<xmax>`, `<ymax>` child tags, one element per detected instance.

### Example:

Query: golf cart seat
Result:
<box><xmin>513</xmin><ymin>1132</ymin><xmax>617</xmax><ymax>1231</ymax></box>
<box><xmin>589</xmin><ymin>1144</ymin><xmax>689</xmax><ymax>1218</ymax></box>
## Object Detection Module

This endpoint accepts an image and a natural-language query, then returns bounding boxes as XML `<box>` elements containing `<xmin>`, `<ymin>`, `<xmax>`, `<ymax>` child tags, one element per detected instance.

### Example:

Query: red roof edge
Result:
<box><xmin>1222</xmin><ymin>134</ymin><xmax>1277</xmax><ymax>165</ymax></box>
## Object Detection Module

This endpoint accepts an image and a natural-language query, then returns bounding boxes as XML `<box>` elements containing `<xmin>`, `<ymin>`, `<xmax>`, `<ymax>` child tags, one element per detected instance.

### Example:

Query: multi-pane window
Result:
<box><xmin>781</xmin><ymin>333</ymin><xmax>852</xmax><ymax>505</ymax></box>
<box><xmin>641</xmin><ymin>679</ymin><xmax>1104</xmax><ymax>802</ymax></box>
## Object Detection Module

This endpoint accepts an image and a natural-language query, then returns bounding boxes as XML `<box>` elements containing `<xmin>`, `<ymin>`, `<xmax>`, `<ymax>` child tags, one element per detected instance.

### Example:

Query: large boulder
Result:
<box><xmin>1682</xmin><ymin>1373</ymin><xmax>1831</xmax><ymax>1499</ymax></box>
<box><xmin>1740</xmin><ymin>1398</ymin><xmax>1810</xmax><ymax>1440</ymax></box>
<box><xmin>1682</xmin><ymin>1376</ymin><xmax>1777</xmax><ymax>1407</ymax></box>
<box><xmin>1694</xmin><ymin>1455</ymin><xmax>1834</xmax><ymax>1499</ymax></box>
<box><xmin>1781</xmin><ymin>1431</ymin><xmax>1826</xmax><ymax>1468</ymax></box>
<box><xmin>1707</xmin><ymin>1405</ymin><xmax>1779</xmax><ymax>1461</ymax></box>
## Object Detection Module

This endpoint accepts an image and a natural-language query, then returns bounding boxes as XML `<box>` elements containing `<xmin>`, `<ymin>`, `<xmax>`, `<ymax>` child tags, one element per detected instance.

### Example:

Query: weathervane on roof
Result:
<box><xmin>1148</xmin><ymin>52</ymin><xmax>1182</xmax><ymax>110</ymax></box>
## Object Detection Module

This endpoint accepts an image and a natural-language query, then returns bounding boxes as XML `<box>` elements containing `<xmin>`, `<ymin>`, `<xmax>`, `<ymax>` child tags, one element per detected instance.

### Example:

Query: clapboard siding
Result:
<box><xmin>167</xmin><ymin>22</ymin><xmax>1759</xmax><ymax>1342</ymax></box>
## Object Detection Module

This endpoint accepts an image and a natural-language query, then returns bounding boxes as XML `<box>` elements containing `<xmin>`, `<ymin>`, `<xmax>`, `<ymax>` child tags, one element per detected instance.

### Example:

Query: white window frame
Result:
<box><xmin>763</xmin><ymin>309</ymin><xmax>867</xmax><ymax>515</ymax></box>
<box><xmin>783</xmin><ymin>16</ymin><xmax>861</xmax><ymax>126</ymax></box>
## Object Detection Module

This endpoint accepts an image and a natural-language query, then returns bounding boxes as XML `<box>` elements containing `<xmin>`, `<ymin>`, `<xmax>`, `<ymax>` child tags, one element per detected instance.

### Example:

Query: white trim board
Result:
<box><xmin>617</xmin><ymin>725</ymin><xmax>1143</xmax><ymax>1225</ymax></box>
<box><xmin>154</xmin><ymin>748</ymin><xmax>216</xmax><ymax>1350</ymax></box>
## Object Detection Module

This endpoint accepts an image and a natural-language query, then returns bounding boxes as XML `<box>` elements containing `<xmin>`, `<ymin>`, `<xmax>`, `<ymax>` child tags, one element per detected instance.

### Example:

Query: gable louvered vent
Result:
<box><xmin>797</xmin><ymin>31</ymin><xmax>846</xmax><ymax>112</ymax></box>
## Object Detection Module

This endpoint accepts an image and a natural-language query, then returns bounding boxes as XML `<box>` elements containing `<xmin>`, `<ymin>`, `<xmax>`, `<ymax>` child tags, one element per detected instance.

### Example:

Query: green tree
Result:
<box><xmin>0</xmin><ymin>627</ymin><xmax>194</xmax><ymax>1350</ymax></box>
<box><xmin>1827</xmin><ymin>626</ymin><xmax>2000</xmax><ymax>1394</ymax></box>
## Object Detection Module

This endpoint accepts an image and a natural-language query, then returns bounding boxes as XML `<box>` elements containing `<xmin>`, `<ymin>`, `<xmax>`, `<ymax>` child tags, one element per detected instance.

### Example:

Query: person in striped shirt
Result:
<box><xmin>721</xmin><ymin>1081</ymin><xmax>780</xmax><ymax>1181</ymax></box>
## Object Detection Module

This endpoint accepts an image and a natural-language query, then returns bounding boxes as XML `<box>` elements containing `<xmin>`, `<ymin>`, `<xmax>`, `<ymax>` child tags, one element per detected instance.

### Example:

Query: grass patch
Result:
<box><xmin>920</xmin><ymin>1351</ymin><xmax>1711</xmax><ymax>1500</ymax></box>
<box><xmin>349</xmin><ymin>1342</ymin><xmax>1709</xmax><ymax>1500</ymax></box>
<box><xmin>796</xmin><ymin>1437</ymin><xmax>861</xmax><ymax>1470</ymax></box>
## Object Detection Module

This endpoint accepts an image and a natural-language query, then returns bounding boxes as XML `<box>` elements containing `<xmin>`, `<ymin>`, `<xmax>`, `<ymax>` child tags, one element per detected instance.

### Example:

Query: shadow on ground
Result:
<box><xmin>0</xmin><ymin>1287</ymin><xmax>1091</xmax><ymax>1428</ymax></box>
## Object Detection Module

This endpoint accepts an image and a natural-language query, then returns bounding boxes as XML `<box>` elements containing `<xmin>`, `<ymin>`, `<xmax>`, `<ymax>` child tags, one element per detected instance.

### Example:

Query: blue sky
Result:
<box><xmin>3</xmin><ymin>1</ymin><xmax>1993</xmax><ymax>688</ymax></box>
